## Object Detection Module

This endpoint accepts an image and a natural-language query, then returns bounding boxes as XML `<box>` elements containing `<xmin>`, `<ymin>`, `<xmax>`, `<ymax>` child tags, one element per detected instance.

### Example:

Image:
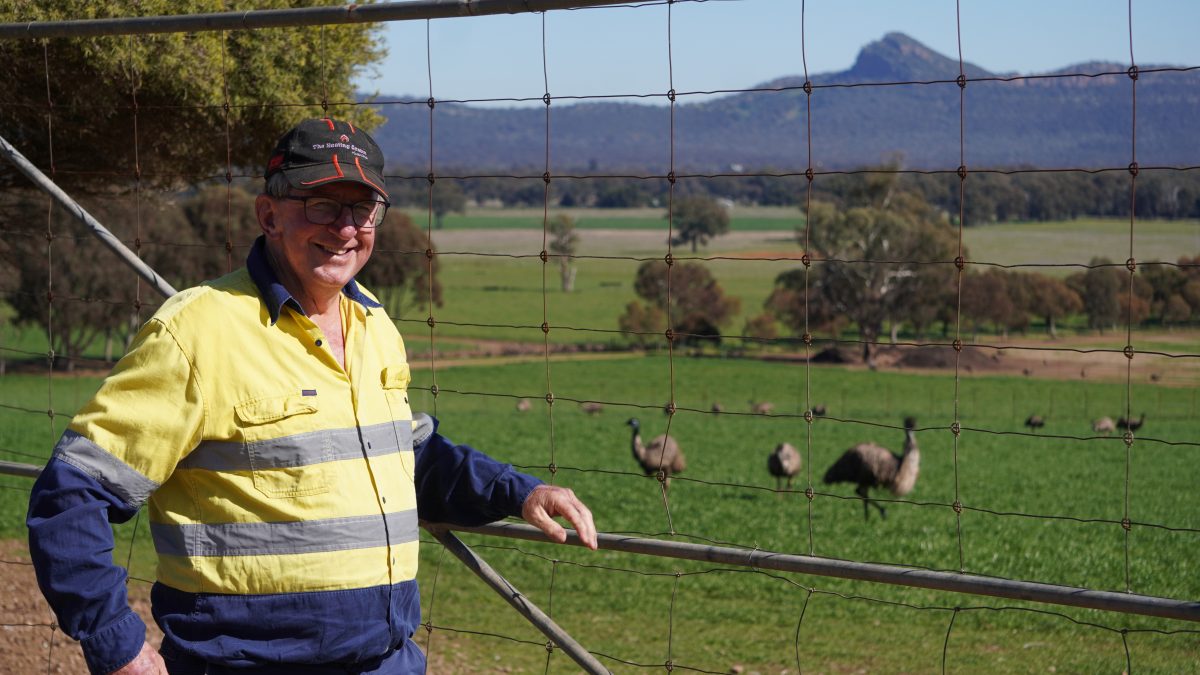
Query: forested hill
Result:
<box><xmin>369</xmin><ymin>32</ymin><xmax>1199</xmax><ymax>173</ymax></box>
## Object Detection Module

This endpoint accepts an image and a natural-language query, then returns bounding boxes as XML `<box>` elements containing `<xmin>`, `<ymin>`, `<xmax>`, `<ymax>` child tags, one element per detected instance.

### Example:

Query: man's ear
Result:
<box><xmin>255</xmin><ymin>194</ymin><xmax>281</xmax><ymax>239</ymax></box>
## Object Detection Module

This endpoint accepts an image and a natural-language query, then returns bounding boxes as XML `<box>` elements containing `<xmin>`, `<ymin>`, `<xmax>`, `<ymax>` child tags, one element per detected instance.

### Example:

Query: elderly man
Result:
<box><xmin>27</xmin><ymin>118</ymin><xmax>597</xmax><ymax>675</ymax></box>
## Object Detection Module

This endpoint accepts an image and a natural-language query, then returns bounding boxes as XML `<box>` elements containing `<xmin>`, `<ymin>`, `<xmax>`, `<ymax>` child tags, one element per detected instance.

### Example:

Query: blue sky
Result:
<box><xmin>355</xmin><ymin>0</ymin><xmax>1198</xmax><ymax>106</ymax></box>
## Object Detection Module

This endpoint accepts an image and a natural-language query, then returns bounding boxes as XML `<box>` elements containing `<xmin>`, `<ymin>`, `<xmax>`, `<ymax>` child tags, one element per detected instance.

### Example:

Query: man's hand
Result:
<box><xmin>109</xmin><ymin>641</ymin><xmax>166</xmax><ymax>675</ymax></box>
<box><xmin>521</xmin><ymin>484</ymin><xmax>598</xmax><ymax>550</ymax></box>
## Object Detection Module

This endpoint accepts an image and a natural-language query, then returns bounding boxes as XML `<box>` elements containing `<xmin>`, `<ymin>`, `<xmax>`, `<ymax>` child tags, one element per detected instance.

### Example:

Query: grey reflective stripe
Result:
<box><xmin>53</xmin><ymin>430</ymin><xmax>160</xmax><ymax>508</ymax></box>
<box><xmin>412</xmin><ymin>413</ymin><xmax>434</xmax><ymax>448</ymax></box>
<box><xmin>151</xmin><ymin>509</ymin><xmax>419</xmax><ymax>558</ymax></box>
<box><xmin>178</xmin><ymin>421</ymin><xmax>412</xmax><ymax>472</ymax></box>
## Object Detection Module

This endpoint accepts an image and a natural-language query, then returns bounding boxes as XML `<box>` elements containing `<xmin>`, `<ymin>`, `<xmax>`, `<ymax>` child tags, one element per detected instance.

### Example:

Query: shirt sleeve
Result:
<box><xmin>411</xmin><ymin>414</ymin><xmax>543</xmax><ymax>526</ymax></box>
<box><xmin>27</xmin><ymin>458</ymin><xmax>146</xmax><ymax>675</ymax></box>
<box><xmin>26</xmin><ymin>317</ymin><xmax>204</xmax><ymax>675</ymax></box>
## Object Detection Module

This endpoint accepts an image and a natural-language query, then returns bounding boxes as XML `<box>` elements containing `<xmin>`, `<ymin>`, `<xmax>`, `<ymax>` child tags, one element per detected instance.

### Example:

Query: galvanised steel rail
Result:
<box><xmin>0</xmin><ymin>0</ymin><xmax>643</xmax><ymax>40</ymax></box>
<box><xmin>451</xmin><ymin>521</ymin><xmax>1200</xmax><ymax>624</ymax></box>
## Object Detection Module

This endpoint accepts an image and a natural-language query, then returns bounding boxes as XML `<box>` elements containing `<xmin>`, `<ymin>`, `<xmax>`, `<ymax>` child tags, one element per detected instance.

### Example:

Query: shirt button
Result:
<box><xmin>315</xmin><ymin>339</ymin><xmax>323</xmax><ymax>347</ymax></box>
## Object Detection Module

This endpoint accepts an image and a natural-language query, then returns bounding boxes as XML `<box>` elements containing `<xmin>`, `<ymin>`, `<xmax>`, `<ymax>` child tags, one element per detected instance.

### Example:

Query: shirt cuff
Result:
<box><xmin>80</xmin><ymin>611</ymin><xmax>146</xmax><ymax>675</ymax></box>
<box><xmin>498</xmin><ymin>469</ymin><xmax>544</xmax><ymax>517</ymax></box>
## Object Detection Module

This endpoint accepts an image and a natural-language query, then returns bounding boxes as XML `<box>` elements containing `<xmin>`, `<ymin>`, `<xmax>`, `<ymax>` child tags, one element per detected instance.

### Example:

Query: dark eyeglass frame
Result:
<box><xmin>279</xmin><ymin>195</ymin><xmax>390</xmax><ymax>229</ymax></box>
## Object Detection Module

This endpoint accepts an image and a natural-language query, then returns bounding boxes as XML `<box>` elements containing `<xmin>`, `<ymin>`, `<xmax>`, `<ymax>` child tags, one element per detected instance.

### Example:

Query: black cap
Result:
<box><xmin>265</xmin><ymin>118</ymin><xmax>388</xmax><ymax>199</ymax></box>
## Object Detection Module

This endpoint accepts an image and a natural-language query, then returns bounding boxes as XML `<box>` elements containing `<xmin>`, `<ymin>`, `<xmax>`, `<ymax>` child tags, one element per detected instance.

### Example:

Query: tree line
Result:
<box><xmin>385</xmin><ymin>166</ymin><xmax>1200</xmax><ymax>223</ymax></box>
<box><xmin>613</xmin><ymin>190</ymin><xmax>1200</xmax><ymax>361</ymax></box>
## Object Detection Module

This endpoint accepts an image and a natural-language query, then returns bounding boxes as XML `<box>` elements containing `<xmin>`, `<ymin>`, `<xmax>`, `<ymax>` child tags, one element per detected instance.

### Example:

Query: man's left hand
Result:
<box><xmin>521</xmin><ymin>485</ymin><xmax>598</xmax><ymax>550</ymax></box>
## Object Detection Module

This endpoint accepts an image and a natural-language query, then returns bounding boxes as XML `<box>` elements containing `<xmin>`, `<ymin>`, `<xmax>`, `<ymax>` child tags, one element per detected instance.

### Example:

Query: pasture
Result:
<box><xmin>1</xmin><ymin>215</ymin><xmax>1197</xmax><ymax>671</ymax></box>
<box><xmin>1</xmin><ymin>355</ymin><xmax>1197</xmax><ymax>673</ymax></box>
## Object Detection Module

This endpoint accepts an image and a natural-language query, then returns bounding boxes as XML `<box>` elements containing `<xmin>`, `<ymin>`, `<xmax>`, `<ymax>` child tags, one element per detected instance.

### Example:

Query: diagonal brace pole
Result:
<box><xmin>424</xmin><ymin>524</ymin><xmax>611</xmax><ymax>674</ymax></box>
<box><xmin>0</xmin><ymin>133</ymin><xmax>177</xmax><ymax>299</ymax></box>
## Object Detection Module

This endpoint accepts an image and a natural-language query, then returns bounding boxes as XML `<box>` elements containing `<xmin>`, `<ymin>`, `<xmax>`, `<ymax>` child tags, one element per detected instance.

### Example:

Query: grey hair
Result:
<box><xmin>263</xmin><ymin>172</ymin><xmax>292</xmax><ymax>199</ymax></box>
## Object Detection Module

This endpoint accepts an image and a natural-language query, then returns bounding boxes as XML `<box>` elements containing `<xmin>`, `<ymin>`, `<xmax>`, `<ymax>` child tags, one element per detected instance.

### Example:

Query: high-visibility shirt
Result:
<box><xmin>27</xmin><ymin>236</ymin><xmax>541</xmax><ymax>674</ymax></box>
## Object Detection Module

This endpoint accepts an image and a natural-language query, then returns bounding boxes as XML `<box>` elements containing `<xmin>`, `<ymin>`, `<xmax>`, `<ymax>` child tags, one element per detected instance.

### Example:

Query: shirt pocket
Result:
<box><xmin>235</xmin><ymin>392</ymin><xmax>332</xmax><ymax>498</ymax></box>
<box><xmin>381</xmin><ymin>362</ymin><xmax>415</xmax><ymax>446</ymax></box>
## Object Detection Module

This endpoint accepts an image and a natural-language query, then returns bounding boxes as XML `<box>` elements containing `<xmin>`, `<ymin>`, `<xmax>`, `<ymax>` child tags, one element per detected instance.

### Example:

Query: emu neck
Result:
<box><xmin>890</xmin><ymin>431</ymin><xmax>920</xmax><ymax>496</ymax></box>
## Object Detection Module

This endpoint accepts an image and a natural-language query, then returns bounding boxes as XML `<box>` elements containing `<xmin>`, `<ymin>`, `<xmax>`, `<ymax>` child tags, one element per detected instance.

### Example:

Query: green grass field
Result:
<box><xmin>2</xmin><ymin>357</ymin><xmax>1197</xmax><ymax>673</ymax></box>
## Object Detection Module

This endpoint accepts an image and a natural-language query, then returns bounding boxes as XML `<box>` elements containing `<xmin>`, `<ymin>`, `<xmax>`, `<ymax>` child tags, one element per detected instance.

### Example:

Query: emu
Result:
<box><xmin>1091</xmin><ymin>416</ymin><xmax>1115</xmax><ymax>436</ymax></box>
<box><xmin>750</xmin><ymin>400</ymin><xmax>775</xmax><ymax>415</ymax></box>
<box><xmin>767</xmin><ymin>442</ymin><xmax>802</xmax><ymax>490</ymax></box>
<box><xmin>1024</xmin><ymin>414</ymin><xmax>1045</xmax><ymax>433</ymax></box>
<box><xmin>627</xmin><ymin>418</ymin><xmax>686</xmax><ymax>489</ymax></box>
<box><xmin>1117</xmin><ymin>413</ymin><xmax>1145</xmax><ymax>433</ymax></box>
<box><xmin>823</xmin><ymin>417</ymin><xmax>919</xmax><ymax>521</ymax></box>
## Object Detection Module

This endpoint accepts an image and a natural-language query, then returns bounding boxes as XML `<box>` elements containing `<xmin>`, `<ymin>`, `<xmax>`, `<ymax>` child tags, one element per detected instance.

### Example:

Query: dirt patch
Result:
<box><xmin>0</xmin><ymin>540</ymin><xmax>482</xmax><ymax>674</ymax></box>
<box><xmin>0</xmin><ymin>540</ymin><xmax>160</xmax><ymax>674</ymax></box>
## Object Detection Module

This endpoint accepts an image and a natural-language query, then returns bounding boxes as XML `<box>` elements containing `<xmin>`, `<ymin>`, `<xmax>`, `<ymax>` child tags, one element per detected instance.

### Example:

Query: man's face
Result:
<box><xmin>258</xmin><ymin>181</ymin><xmax>379</xmax><ymax>302</ymax></box>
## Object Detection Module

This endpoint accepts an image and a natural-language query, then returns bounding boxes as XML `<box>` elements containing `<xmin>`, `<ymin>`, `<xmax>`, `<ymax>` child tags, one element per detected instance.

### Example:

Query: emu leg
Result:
<box><xmin>856</xmin><ymin>485</ymin><xmax>871</xmax><ymax>521</ymax></box>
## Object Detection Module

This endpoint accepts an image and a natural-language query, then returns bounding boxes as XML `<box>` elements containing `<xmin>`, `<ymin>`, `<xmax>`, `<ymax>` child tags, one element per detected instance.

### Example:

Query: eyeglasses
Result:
<box><xmin>280</xmin><ymin>195</ymin><xmax>390</xmax><ymax>229</ymax></box>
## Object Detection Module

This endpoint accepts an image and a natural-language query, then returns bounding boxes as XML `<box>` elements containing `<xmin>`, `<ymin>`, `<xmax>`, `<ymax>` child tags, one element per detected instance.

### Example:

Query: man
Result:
<box><xmin>26</xmin><ymin>117</ymin><xmax>597</xmax><ymax>675</ymax></box>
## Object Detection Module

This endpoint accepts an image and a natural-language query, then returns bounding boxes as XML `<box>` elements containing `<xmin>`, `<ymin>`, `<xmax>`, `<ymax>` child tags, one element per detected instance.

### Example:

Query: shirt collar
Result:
<box><xmin>246</xmin><ymin>235</ymin><xmax>383</xmax><ymax>325</ymax></box>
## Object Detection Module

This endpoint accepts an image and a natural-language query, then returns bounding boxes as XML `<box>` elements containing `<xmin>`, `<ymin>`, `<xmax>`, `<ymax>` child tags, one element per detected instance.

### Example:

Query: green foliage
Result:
<box><xmin>630</xmin><ymin>260</ymin><xmax>740</xmax><ymax>345</ymax></box>
<box><xmin>668</xmin><ymin>194</ymin><xmax>730</xmax><ymax>253</ymax></box>
<box><xmin>547</xmin><ymin>214</ymin><xmax>579</xmax><ymax>292</ymax></box>
<box><xmin>0</xmin><ymin>0</ymin><xmax>385</xmax><ymax>191</ymax></box>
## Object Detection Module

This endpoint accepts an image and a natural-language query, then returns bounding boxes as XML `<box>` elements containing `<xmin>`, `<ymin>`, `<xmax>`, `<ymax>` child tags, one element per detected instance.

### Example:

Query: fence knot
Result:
<box><xmin>541</xmin><ymin>321</ymin><xmax>550</xmax><ymax>334</ymax></box>
<box><xmin>957</xmin><ymin>165</ymin><xmax>968</xmax><ymax>180</ymax></box>
<box><xmin>1127</xmin><ymin>65</ymin><xmax>1139</xmax><ymax>80</ymax></box>
<box><xmin>666</xmin><ymin>171</ymin><xmax>676</xmax><ymax>184</ymax></box>
<box><xmin>952</xmin><ymin>500</ymin><xmax>963</xmax><ymax>514</ymax></box>
<box><xmin>804</xmin><ymin>409</ymin><xmax>813</xmax><ymax>423</ymax></box>
<box><xmin>547</xmin><ymin>462</ymin><xmax>557</xmax><ymax>475</ymax></box>
<box><xmin>1123</xmin><ymin>345</ymin><xmax>1135</xmax><ymax>359</ymax></box>
<box><xmin>1127</xmin><ymin>162</ymin><xmax>1139</xmax><ymax>177</ymax></box>
<box><xmin>667</xmin><ymin>88</ymin><xmax>676</xmax><ymax>102</ymax></box>
<box><xmin>542</xmin><ymin>92</ymin><xmax>551</xmax><ymax>106</ymax></box>
<box><xmin>430</xmin><ymin>384</ymin><xmax>439</xmax><ymax>397</ymax></box>
<box><xmin>805</xmin><ymin>487</ymin><xmax>814</xmax><ymax>500</ymax></box>
<box><xmin>1121</xmin><ymin>517</ymin><xmax>1132</xmax><ymax>531</ymax></box>
<box><xmin>801</xmin><ymin>253</ymin><xmax>811</xmax><ymax>267</ymax></box>
<box><xmin>803</xmin><ymin>80</ymin><xmax>813</xmax><ymax>95</ymax></box>
<box><xmin>664</xmin><ymin>253</ymin><xmax>674</xmax><ymax>266</ymax></box>
<box><xmin>956</xmin><ymin>74</ymin><xmax>967</xmax><ymax>89</ymax></box>
<box><xmin>426</xmin><ymin>97</ymin><xmax>436</xmax><ymax>109</ymax></box>
<box><xmin>952</xmin><ymin>339</ymin><xmax>962</xmax><ymax>352</ymax></box>
<box><xmin>542</xmin><ymin>171</ymin><xmax>551</xmax><ymax>184</ymax></box>
<box><xmin>801</xmin><ymin>332</ymin><xmax>812</xmax><ymax>345</ymax></box>
<box><xmin>665</xmin><ymin>401</ymin><xmax>676</xmax><ymax>415</ymax></box>
<box><xmin>950</xmin><ymin>421</ymin><xmax>961</xmax><ymax>436</ymax></box>
<box><xmin>954</xmin><ymin>256</ymin><xmax>965</xmax><ymax>270</ymax></box>
<box><xmin>426</xmin><ymin>316</ymin><xmax>436</xmax><ymax>328</ymax></box>
<box><xmin>425</xmin><ymin>248</ymin><xmax>434</xmax><ymax>260</ymax></box>
<box><xmin>804</xmin><ymin>167</ymin><xmax>814</xmax><ymax>182</ymax></box>
<box><xmin>426</xmin><ymin>172</ymin><xmax>435</xmax><ymax>185</ymax></box>
<box><xmin>544</xmin><ymin>392</ymin><xmax>555</xmax><ymax>405</ymax></box>
<box><xmin>1125</xmin><ymin>258</ymin><xmax>1136</xmax><ymax>272</ymax></box>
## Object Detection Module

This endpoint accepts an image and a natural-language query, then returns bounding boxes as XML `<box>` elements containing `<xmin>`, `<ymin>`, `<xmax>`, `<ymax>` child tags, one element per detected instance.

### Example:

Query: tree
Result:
<box><xmin>959</xmin><ymin>269</ymin><xmax>1015</xmax><ymax>340</ymax></box>
<box><xmin>1025</xmin><ymin>273</ymin><xmax>1083</xmax><ymax>338</ymax></box>
<box><xmin>0</xmin><ymin>1</ymin><xmax>385</xmax><ymax>192</ymax></box>
<box><xmin>778</xmin><ymin>198</ymin><xmax>958</xmax><ymax>362</ymax></box>
<box><xmin>669</xmin><ymin>195</ymin><xmax>730</xmax><ymax>253</ymax></box>
<box><xmin>0</xmin><ymin>189</ymin><xmax>187</xmax><ymax>369</ymax></box>
<box><xmin>548</xmin><ymin>214</ymin><xmax>580</xmax><ymax>292</ymax></box>
<box><xmin>617</xmin><ymin>301</ymin><xmax>665</xmax><ymax>349</ymax></box>
<box><xmin>430</xmin><ymin>181</ymin><xmax>466</xmax><ymax>229</ymax></box>
<box><xmin>1073</xmin><ymin>258</ymin><xmax>1124</xmax><ymax>332</ymax></box>
<box><xmin>630</xmin><ymin>260</ymin><xmax>739</xmax><ymax>346</ymax></box>
<box><xmin>354</xmin><ymin>210</ymin><xmax>443</xmax><ymax>318</ymax></box>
